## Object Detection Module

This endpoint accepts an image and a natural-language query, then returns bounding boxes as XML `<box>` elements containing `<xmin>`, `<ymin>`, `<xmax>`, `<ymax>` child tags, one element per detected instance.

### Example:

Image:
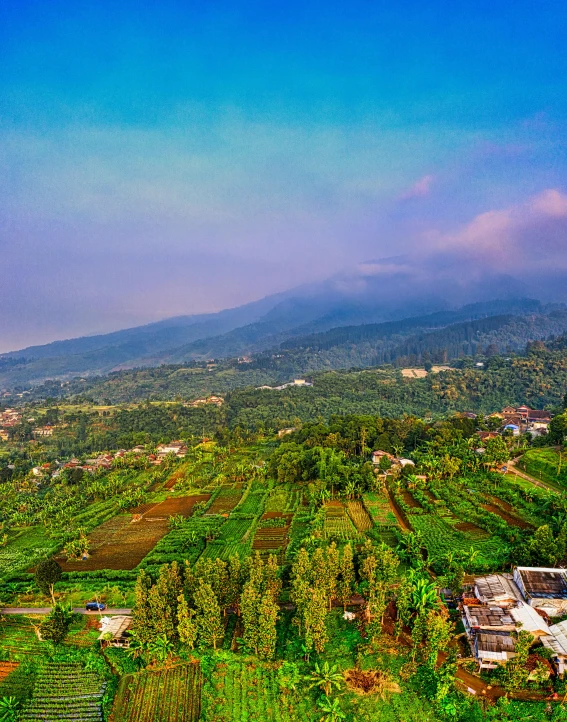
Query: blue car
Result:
<box><xmin>85</xmin><ymin>601</ymin><xmax>106</xmax><ymax>612</ymax></box>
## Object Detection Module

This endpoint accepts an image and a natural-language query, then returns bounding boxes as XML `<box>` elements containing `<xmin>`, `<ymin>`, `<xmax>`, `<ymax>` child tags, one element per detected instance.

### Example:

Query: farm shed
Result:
<box><xmin>98</xmin><ymin>615</ymin><xmax>132</xmax><ymax>648</ymax></box>
<box><xmin>474</xmin><ymin>633</ymin><xmax>516</xmax><ymax>669</ymax></box>
<box><xmin>474</xmin><ymin>574</ymin><xmax>523</xmax><ymax>607</ymax></box>
<box><xmin>513</xmin><ymin>567</ymin><xmax>567</xmax><ymax>615</ymax></box>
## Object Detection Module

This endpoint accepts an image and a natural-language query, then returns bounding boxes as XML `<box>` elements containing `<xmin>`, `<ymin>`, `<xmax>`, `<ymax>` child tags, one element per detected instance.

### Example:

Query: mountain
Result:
<box><xmin>1</xmin><ymin>250</ymin><xmax>566</xmax><ymax>390</ymax></box>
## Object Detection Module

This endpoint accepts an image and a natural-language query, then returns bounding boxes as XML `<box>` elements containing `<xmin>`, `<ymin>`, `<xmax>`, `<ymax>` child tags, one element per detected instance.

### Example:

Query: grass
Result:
<box><xmin>518</xmin><ymin>448</ymin><xmax>567</xmax><ymax>488</ymax></box>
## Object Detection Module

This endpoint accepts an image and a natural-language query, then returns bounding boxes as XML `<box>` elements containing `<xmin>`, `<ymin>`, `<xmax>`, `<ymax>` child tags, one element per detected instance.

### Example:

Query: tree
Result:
<box><xmin>325</xmin><ymin>542</ymin><xmax>340</xmax><ymax>610</ymax></box>
<box><xmin>501</xmin><ymin>631</ymin><xmax>534</xmax><ymax>690</ymax></box>
<box><xmin>306</xmin><ymin>661</ymin><xmax>343</xmax><ymax>697</ymax></box>
<box><xmin>39</xmin><ymin>603</ymin><xmax>74</xmax><ymax>644</ymax></box>
<box><xmin>303</xmin><ymin>585</ymin><xmax>329</xmax><ymax>654</ymax></box>
<box><xmin>317</xmin><ymin>696</ymin><xmax>346</xmax><ymax>722</ymax></box>
<box><xmin>338</xmin><ymin>543</ymin><xmax>355</xmax><ymax>611</ymax></box>
<box><xmin>256</xmin><ymin>592</ymin><xmax>278</xmax><ymax>660</ymax></box>
<box><xmin>132</xmin><ymin>570</ymin><xmax>153</xmax><ymax>645</ymax></box>
<box><xmin>35</xmin><ymin>559</ymin><xmax>62</xmax><ymax>602</ymax></box>
<box><xmin>194</xmin><ymin>581</ymin><xmax>224</xmax><ymax>650</ymax></box>
<box><xmin>177</xmin><ymin>594</ymin><xmax>197</xmax><ymax>649</ymax></box>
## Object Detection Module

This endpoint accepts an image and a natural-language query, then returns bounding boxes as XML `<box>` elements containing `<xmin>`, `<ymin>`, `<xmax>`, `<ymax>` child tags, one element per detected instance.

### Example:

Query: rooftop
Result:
<box><xmin>516</xmin><ymin>568</ymin><xmax>567</xmax><ymax>599</ymax></box>
<box><xmin>464</xmin><ymin>605</ymin><xmax>515</xmax><ymax>630</ymax></box>
<box><xmin>475</xmin><ymin>574</ymin><xmax>523</xmax><ymax>603</ymax></box>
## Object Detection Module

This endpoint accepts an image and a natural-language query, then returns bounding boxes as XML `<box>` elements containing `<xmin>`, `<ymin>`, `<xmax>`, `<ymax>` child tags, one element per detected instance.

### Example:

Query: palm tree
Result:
<box><xmin>0</xmin><ymin>696</ymin><xmax>19</xmax><ymax>722</ymax></box>
<box><xmin>306</xmin><ymin>662</ymin><xmax>343</xmax><ymax>697</ymax></box>
<box><xmin>317</xmin><ymin>696</ymin><xmax>346</xmax><ymax>722</ymax></box>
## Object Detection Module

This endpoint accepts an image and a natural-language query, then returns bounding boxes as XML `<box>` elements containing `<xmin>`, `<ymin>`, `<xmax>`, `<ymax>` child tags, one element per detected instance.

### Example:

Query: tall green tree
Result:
<box><xmin>194</xmin><ymin>581</ymin><xmax>224</xmax><ymax>650</ymax></box>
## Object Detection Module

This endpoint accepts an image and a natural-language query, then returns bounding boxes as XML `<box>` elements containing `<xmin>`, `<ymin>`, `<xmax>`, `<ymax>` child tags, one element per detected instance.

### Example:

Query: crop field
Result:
<box><xmin>481</xmin><ymin>501</ymin><xmax>532</xmax><ymax>529</ymax></box>
<box><xmin>0</xmin><ymin>527</ymin><xmax>59</xmax><ymax>581</ymax></box>
<box><xmin>0</xmin><ymin>617</ymin><xmax>43</xmax><ymax>659</ymax></box>
<box><xmin>207</xmin><ymin>659</ymin><xmax>314</xmax><ymax>722</ymax></box>
<box><xmin>60</xmin><ymin>495</ymin><xmax>205</xmax><ymax>571</ymax></box>
<box><xmin>236</xmin><ymin>490</ymin><xmax>267</xmax><ymax>516</ymax></box>
<box><xmin>140</xmin><ymin>515</ymin><xmax>223</xmax><ymax>569</ymax></box>
<box><xmin>206</xmin><ymin>487</ymin><xmax>244</xmax><ymax>515</ymax></box>
<box><xmin>362</xmin><ymin>492</ymin><xmax>398</xmax><ymax>527</ymax></box>
<box><xmin>0</xmin><ymin>661</ymin><xmax>18</xmax><ymax>681</ymax></box>
<box><xmin>323</xmin><ymin>502</ymin><xmax>363</xmax><ymax>542</ymax></box>
<box><xmin>346</xmin><ymin>500</ymin><xmax>373</xmax><ymax>532</ymax></box>
<box><xmin>252</xmin><ymin>515</ymin><xmax>292</xmax><ymax>559</ymax></box>
<box><xmin>264</xmin><ymin>485</ymin><xmax>301</xmax><ymax>514</ymax></box>
<box><xmin>112</xmin><ymin>663</ymin><xmax>202</xmax><ymax>722</ymax></box>
<box><xmin>20</xmin><ymin>662</ymin><xmax>105</xmax><ymax>722</ymax></box>
<box><xmin>410</xmin><ymin>513</ymin><xmax>509</xmax><ymax>571</ymax></box>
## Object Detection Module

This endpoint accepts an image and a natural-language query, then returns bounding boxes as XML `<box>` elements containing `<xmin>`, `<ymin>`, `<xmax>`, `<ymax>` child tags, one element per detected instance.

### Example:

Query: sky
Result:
<box><xmin>1</xmin><ymin>0</ymin><xmax>567</xmax><ymax>351</ymax></box>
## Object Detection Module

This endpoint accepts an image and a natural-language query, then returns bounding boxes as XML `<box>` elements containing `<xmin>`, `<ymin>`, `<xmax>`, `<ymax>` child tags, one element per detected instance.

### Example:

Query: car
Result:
<box><xmin>85</xmin><ymin>601</ymin><xmax>106</xmax><ymax>612</ymax></box>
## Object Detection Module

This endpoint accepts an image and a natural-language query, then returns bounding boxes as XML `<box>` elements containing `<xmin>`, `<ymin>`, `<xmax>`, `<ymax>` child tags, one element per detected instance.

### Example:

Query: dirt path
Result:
<box><xmin>507</xmin><ymin>459</ymin><xmax>560</xmax><ymax>494</ymax></box>
<box><xmin>385</xmin><ymin>488</ymin><xmax>412</xmax><ymax>531</ymax></box>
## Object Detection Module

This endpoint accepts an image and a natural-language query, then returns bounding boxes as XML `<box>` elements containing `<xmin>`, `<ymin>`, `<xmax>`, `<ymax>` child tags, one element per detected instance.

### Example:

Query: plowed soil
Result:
<box><xmin>58</xmin><ymin>495</ymin><xmax>208</xmax><ymax>571</ymax></box>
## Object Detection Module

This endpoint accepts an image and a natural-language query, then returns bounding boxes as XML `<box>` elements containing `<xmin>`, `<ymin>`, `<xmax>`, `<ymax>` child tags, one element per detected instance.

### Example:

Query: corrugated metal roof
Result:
<box><xmin>509</xmin><ymin>602</ymin><xmax>551</xmax><ymax>635</ymax></box>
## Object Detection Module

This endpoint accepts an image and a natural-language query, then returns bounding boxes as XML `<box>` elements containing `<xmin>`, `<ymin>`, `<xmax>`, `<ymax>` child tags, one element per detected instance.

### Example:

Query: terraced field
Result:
<box><xmin>206</xmin><ymin>487</ymin><xmax>243</xmax><ymax>515</ymax></box>
<box><xmin>323</xmin><ymin>502</ymin><xmax>363</xmax><ymax>541</ymax></box>
<box><xmin>59</xmin><ymin>495</ymin><xmax>207</xmax><ymax>571</ymax></box>
<box><xmin>20</xmin><ymin>662</ymin><xmax>105</xmax><ymax>722</ymax></box>
<box><xmin>346</xmin><ymin>500</ymin><xmax>373</xmax><ymax>532</ymax></box>
<box><xmin>112</xmin><ymin>663</ymin><xmax>202</xmax><ymax>722</ymax></box>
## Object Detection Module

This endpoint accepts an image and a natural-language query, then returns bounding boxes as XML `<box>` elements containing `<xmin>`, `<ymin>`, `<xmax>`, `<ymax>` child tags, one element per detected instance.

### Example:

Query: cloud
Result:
<box><xmin>399</xmin><ymin>174</ymin><xmax>434</xmax><ymax>201</ymax></box>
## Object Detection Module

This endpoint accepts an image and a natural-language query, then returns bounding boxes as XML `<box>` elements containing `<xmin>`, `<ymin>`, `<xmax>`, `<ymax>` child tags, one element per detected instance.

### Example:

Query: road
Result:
<box><xmin>0</xmin><ymin>607</ymin><xmax>131</xmax><ymax>615</ymax></box>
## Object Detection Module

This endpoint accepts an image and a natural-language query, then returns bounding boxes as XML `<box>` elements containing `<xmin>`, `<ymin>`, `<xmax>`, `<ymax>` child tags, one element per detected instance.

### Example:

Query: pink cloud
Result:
<box><xmin>399</xmin><ymin>174</ymin><xmax>434</xmax><ymax>200</ymax></box>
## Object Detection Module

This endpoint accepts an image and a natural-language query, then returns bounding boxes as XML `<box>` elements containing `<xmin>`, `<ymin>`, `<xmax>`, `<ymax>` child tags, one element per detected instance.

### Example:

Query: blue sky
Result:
<box><xmin>1</xmin><ymin>0</ymin><xmax>567</xmax><ymax>350</ymax></box>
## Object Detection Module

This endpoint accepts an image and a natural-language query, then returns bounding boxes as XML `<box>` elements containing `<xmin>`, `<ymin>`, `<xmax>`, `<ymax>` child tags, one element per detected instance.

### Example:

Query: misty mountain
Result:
<box><xmin>1</xmin><ymin>251</ymin><xmax>566</xmax><ymax>391</ymax></box>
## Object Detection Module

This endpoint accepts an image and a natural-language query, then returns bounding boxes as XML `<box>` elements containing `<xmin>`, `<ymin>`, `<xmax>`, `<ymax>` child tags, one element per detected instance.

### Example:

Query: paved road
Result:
<box><xmin>0</xmin><ymin>607</ymin><xmax>131</xmax><ymax>615</ymax></box>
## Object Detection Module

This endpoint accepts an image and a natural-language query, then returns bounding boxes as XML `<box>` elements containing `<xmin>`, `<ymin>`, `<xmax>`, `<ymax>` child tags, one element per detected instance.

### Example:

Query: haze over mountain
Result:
<box><xmin>3</xmin><ymin>246</ymin><xmax>567</xmax><ymax>390</ymax></box>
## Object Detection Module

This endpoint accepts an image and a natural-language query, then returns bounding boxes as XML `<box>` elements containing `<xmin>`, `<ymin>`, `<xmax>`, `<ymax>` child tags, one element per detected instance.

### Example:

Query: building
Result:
<box><xmin>98</xmin><ymin>616</ymin><xmax>132</xmax><ymax>648</ymax></box>
<box><xmin>277</xmin><ymin>427</ymin><xmax>297</xmax><ymax>438</ymax></box>
<box><xmin>156</xmin><ymin>441</ymin><xmax>188</xmax><ymax>458</ymax></box>
<box><xmin>474</xmin><ymin>633</ymin><xmax>516</xmax><ymax>669</ymax></box>
<box><xmin>463</xmin><ymin>605</ymin><xmax>516</xmax><ymax>634</ymax></box>
<box><xmin>542</xmin><ymin>620</ymin><xmax>567</xmax><ymax>674</ymax></box>
<box><xmin>474</xmin><ymin>574</ymin><xmax>523</xmax><ymax>607</ymax></box>
<box><xmin>371</xmin><ymin>450</ymin><xmax>398</xmax><ymax>466</ymax></box>
<box><xmin>513</xmin><ymin>567</ymin><xmax>567</xmax><ymax>615</ymax></box>
<box><xmin>509</xmin><ymin>602</ymin><xmax>551</xmax><ymax>638</ymax></box>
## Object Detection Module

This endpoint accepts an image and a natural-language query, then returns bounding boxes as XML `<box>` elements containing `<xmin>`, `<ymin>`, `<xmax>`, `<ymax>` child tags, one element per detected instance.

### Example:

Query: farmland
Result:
<box><xmin>19</xmin><ymin>662</ymin><xmax>105</xmax><ymax>722</ymax></box>
<box><xmin>58</xmin><ymin>495</ymin><xmax>207</xmax><ymax>571</ymax></box>
<box><xmin>113</xmin><ymin>663</ymin><xmax>202</xmax><ymax>722</ymax></box>
<box><xmin>202</xmin><ymin>658</ymin><xmax>315</xmax><ymax>722</ymax></box>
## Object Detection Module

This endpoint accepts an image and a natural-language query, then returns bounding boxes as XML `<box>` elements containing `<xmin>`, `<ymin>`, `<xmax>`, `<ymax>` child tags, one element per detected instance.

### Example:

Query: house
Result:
<box><xmin>542</xmin><ymin>620</ymin><xmax>567</xmax><ymax>674</ymax></box>
<box><xmin>509</xmin><ymin>602</ymin><xmax>551</xmax><ymax>638</ymax></box>
<box><xmin>278</xmin><ymin>427</ymin><xmax>297</xmax><ymax>438</ymax></box>
<box><xmin>463</xmin><ymin>605</ymin><xmax>516</xmax><ymax>634</ymax></box>
<box><xmin>513</xmin><ymin>567</ymin><xmax>567</xmax><ymax>615</ymax></box>
<box><xmin>398</xmin><ymin>458</ymin><xmax>415</xmax><ymax>467</ymax></box>
<box><xmin>474</xmin><ymin>632</ymin><xmax>516</xmax><ymax>669</ymax></box>
<box><xmin>503</xmin><ymin>424</ymin><xmax>520</xmax><ymax>436</ymax></box>
<box><xmin>98</xmin><ymin>616</ymin><xmax>132</xmax><ymax>648</ymax></box>
<box><xmin>156</xmin><ymin>441</ymin><xmax>187</xmax><ymax>458</ymax></box>
<box><xmin>371</xmin><ymin>450</ymin><xmax>397</xmax><ymax>466</ymax></box>
<box><xmin>477</xmin><ymin>431</ymin><xmax>500</xmax><ymax>442</ymax></box>
<box><xmin>474</xmin><ymin>574</ymin><xmax>523</xmax><ymax>607</ymax></box>
<box><xmin>33</xmin><ymin>426</ymin><xmax>54</xmax><ymax>437</ymax></box>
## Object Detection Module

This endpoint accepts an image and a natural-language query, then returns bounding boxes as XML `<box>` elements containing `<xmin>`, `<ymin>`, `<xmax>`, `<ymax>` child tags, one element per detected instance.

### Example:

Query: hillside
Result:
<box><xmin>0</xmin><ymin>296</ymin><xmax>560</xmax><ymax>390</ymax></box>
